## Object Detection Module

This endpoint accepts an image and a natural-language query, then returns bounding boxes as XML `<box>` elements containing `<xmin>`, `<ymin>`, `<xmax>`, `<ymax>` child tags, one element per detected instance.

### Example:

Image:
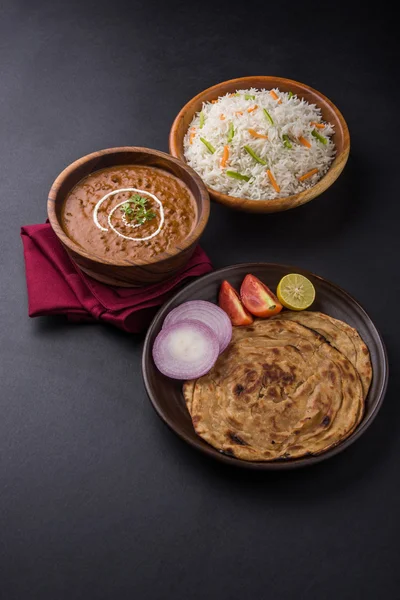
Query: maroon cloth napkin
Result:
<box><xmin>21</xmin><ymin>223</ymin><xmax>213</xmax><ymax>333</ymax></box>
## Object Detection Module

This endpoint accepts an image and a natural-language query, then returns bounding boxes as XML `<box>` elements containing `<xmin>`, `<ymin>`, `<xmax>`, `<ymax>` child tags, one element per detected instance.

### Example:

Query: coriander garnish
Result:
<box><xmin>120</xmin><ymin>194</ymin><xmax>156</xmax><ymax>225</ymax></box>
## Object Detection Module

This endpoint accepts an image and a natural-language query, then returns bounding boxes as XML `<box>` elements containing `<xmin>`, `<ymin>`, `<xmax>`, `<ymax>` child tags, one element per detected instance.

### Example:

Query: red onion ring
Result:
<box><xmin>163</xmin><ymin>300</ymin><xmax>232</xmax><ymax>353</ymax></box>
<box><xmin>152</xmin><ymin>319</ymin><xmax>219</xmax><ymax>380</ymax></box>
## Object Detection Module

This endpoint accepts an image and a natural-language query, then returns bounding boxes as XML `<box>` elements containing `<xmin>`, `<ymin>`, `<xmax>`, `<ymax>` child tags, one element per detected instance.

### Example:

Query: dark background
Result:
<box><xmin>1</xmin><ymin>1</ymin><xmax>399</xmax><ymax>598</ymax></box>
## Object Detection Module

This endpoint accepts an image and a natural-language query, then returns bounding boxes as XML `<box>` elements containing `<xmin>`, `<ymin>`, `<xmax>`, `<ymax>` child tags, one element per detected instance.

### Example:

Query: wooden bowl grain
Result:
<box><xmin>47</xmin><ymin>147</ymin><xmax>210</xmax><ymax>287</ymax></box>
<box><xmin>169</xmin><ymin>76</ymin><xmax>350</xmax><ymax>214</ymax></box>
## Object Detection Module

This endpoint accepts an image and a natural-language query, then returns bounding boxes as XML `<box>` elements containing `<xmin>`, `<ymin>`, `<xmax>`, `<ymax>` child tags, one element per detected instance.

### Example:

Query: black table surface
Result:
<box><xmin>1</xmin><ymin>2</ymin><xmax>398</xmax><ymax>598</ymax></box>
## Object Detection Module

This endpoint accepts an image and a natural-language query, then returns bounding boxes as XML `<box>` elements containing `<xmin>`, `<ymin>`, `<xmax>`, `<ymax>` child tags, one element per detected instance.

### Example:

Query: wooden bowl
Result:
<box><xmin>47</xmin><ymin>147</ymin><xmax>210</xmax><ymax>287</ymax></box>
<box><xmin>169</xmin><ymin>76</ymin><xmax>350</xmax><ymax>213</ymax></box>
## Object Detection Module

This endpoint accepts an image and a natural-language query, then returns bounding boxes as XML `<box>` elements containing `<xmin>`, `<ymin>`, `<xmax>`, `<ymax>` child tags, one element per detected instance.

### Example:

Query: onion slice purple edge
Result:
<box><xmin>162</xmin><ymin>300</ymin><xmax>232</xmax><ymax>353</ymax></box>
<box><xmin>152</xmin><ymin>319</ymin><xmax>220</xmax><ymax>380</ymax></box>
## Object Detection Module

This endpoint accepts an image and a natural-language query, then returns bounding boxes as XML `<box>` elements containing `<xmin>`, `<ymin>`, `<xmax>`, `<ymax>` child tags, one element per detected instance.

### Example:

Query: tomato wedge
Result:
<box><xmin>240</xmin><ymin>274</ymin><xmax>283</xmax><ymax>318</ymax></box>
<box><xmin>218</xmin><ymin>280</ymin><xmax>254</xmax><ymax>326</ymax></box>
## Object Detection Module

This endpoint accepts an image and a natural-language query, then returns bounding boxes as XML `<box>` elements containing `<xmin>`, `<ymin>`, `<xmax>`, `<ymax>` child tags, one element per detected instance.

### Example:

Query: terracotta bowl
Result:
<box><xmin>47</xmin><ymin>147</ymin><xmax>210</xmax><ymax>287</ymax></box>
<box><xmin>169</xmin><ymin>76</ymin><xmax>350</xmax><ymax>214</ymax></box>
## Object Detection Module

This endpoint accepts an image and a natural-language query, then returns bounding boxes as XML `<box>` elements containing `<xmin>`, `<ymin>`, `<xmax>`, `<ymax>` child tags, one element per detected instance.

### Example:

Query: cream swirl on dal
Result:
<box><xmin>93</xmin><ymin>187</ymin><xmax>165</xmax><ymax>242</ymax></box>
<box><xmin>61</xmin><ymin>164</ymin><xmax>197</xmax><ymax>262</ymax></box>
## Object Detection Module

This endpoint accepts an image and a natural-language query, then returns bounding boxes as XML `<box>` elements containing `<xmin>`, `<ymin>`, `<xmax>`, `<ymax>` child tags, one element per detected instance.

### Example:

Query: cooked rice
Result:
<box><xmin>183</xmin><ymin>88</ymin><xmax>336</xmax><ymax>200</ymax></box>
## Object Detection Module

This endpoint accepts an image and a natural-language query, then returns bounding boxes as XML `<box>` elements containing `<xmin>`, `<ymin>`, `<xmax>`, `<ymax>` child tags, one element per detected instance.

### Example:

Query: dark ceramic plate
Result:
<box><xmin>142</xmin><ymin>263</ymin><xmax>388</xmax><ymax>469</ymax></box>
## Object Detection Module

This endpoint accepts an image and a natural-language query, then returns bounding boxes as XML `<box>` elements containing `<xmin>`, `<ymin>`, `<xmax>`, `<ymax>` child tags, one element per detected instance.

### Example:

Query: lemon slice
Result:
<box><xmin>277</xmin><ymin>274</ymin><xmax>315</xmax><ymax>311</ymax></box>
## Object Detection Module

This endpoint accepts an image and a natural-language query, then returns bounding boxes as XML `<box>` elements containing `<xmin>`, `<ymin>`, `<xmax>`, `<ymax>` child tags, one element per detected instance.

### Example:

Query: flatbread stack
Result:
<box><xmin>183</xmin><ymin>311</ymin><xmax>372</xmax><ymax>461</ymax></box>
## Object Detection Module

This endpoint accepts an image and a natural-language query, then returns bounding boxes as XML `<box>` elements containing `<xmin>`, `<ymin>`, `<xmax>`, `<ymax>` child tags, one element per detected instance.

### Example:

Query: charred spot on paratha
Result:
<box><xmin>268</xmin><ymin>386</ymin><xmax>280</xmax><ymax>402</ymax></box>
<box><xmin>227</xmin><ymin>431</ymin><xmax>248</xmax><ymax>446</ymax></box>
<box><xmin>262</xmin><ymin>364</ymin><xmax>294</xmax><ymax>385</ymax></box>
<box><xmin>234</xmin><ymin>384</ymin><xmax>245</xmax><ymax>396</ymax></box>
<box><xmin>220</xmin><ymin>448</ymin><xmax>235</xmax><ymax>457</ymax></box>
<box><xmin>243</xmin><ymin>369</ymin><xmax>261</xmax><ymax>392</ymax></box>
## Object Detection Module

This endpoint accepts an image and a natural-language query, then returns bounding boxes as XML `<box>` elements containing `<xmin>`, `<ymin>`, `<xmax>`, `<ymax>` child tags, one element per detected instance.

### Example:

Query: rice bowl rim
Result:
<box><xmin>169</xmin><ymin>76</ymin><xmax>350</xmax><ymax>213</ymax></box>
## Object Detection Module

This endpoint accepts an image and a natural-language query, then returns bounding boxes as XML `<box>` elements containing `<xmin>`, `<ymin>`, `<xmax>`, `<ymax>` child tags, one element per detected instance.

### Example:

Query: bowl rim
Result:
<box><xmin>47</xmin><ymin>146</ymin><xmax>210</xmax><ymax>267</ymax></box>
<box><xmin>169</xmin><ymin>76</ymin><xmax>351</xmax><ymax>212</ymax></box>
<box><xmin>142</xmin><ymin>262</ymin><xmax>389</xmax><ymax>470</ymax></box>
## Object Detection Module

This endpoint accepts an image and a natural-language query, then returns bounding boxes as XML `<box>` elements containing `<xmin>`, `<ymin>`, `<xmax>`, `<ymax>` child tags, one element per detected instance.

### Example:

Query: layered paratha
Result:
<box><xmin>183</xmin><ymin>315</ymin><xmax>369</xmax><ymax>461</ymax></box>
<box><xmin>270</xmin><ymin>311</ymin><xmax>372</xmax><ymax>397</ymax></box>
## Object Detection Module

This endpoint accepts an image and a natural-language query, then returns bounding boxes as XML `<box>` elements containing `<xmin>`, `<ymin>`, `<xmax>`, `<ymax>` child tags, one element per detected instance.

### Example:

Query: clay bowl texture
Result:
<box><xmin>142</xmin><ymin>263</ymin><xmax>388</xmax><ymax>470</ymax></box>
<box><xmin>48</xmin><ymin>147</ymin><xmax>210</xmax><ymax>287</ymax></box>
<box><xmin>169</xmin><ymin>76</ymin><xmax>350</xmax><ymax>214</ymax></box>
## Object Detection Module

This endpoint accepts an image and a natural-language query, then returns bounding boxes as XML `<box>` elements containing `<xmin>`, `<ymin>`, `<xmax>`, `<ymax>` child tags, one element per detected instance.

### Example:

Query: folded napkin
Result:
<box><xmin>21</xmin><ymin>223</ymin><xmax>213</xmax><ymax>333</ymax></box>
